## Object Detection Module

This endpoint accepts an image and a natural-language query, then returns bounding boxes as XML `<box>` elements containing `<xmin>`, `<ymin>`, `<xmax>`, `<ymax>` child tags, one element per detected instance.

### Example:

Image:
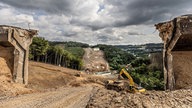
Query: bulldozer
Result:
<box><xmin>105</xmin><ymin>68</ymin><xmax>146</xmax><ymax>93</ymax></box>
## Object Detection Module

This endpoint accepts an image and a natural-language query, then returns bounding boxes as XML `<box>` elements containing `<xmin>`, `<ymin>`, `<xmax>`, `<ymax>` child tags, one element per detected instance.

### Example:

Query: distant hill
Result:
<box><xmin>114</xmin><ymin>43</ymin><xmax>163</xmax><ymax>56</ymax></box>
<box><xmin>50</xmin><ymin>41</ymin><xmax>89</xmax><ymax>48</ymax></box>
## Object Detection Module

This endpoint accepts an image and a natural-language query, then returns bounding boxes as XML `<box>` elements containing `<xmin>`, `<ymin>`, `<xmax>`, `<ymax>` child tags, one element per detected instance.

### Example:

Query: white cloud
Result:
<box><xmin>1</xmin><ymin>0</ymin><xmax>191</xmax><ymax>45</ymax></box>
<box><xmin>0</xmin><ymin>5</ymin><xmax>33</xmax><ymax>29</ymax></box>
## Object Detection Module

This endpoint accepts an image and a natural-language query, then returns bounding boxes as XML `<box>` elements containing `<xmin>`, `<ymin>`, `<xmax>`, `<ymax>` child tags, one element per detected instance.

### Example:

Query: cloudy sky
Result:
<box><xmin>0</xmin><ymin>0</ymin><xmax>192</xmax><ymax>45</ymax></box>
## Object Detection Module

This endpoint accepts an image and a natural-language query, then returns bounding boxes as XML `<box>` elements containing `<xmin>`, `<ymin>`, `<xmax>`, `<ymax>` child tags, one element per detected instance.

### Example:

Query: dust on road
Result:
<box><xmin>0</xmin><ymin>86</ymin><xmax>93</xmax><ymax>108</ymax></box>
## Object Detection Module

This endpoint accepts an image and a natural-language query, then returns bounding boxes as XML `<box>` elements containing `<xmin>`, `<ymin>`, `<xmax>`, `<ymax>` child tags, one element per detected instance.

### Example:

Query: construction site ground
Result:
<box><xmin>82</xmin><ymin>48</ymin><xmax>109</xmax><ymax>72</ymax></box>
<box><xmin>0</xmin><ymin>61</ymin><xmax>192</xmax><ymax>108</ymax></box>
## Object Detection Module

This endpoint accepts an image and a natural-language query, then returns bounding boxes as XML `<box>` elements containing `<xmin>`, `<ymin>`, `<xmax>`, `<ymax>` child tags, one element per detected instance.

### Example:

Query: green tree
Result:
<box><xmin>93</xmin><ymin>44</ymin><xmax>136</xmax><ymax>70</ymax></box>
<box><xmin>30</xmin><ymin>37</ymin><xmax>49</xmax><ymax>61</ymax></box>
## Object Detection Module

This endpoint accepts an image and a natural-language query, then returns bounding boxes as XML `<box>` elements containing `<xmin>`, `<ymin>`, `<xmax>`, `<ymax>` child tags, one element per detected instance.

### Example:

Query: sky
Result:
<box><xmin>0</xmin><ymin>0</ymin><xmax>192</xmax><ymax>45</ymax></box>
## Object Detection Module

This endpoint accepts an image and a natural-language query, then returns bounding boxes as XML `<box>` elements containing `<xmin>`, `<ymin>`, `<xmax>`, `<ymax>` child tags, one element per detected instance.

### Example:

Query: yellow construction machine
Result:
<box><xmin>105</xmin><ymin>68</ymin><xmax>146</xmax><ymax>93</ymax></box>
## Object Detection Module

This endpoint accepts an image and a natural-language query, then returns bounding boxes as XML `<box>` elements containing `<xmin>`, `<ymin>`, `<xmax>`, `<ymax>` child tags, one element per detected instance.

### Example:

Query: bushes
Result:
<box><xmin>65</xmin><ymin>47</ymin><xmax>85</xmax><ymax>59</ymax></box>
<box><xmin>129</xmin><ymin>58</ymin><xmax>164</xmax><ymax>90</ymax></box>
<box><xmin>94</xmin><ymin>44</ymin><xmax>136</xmax><ymax>70</ymax></box>
<box><xmin>131</xmin><ymin>58</ymin><xmax>151</xmax><ymax>67</ymax></box>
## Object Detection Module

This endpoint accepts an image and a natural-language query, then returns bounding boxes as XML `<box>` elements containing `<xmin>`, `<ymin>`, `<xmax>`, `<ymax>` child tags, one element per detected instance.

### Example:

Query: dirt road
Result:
<box><xmin>82</xmin><ymin>48</ymin><xmax>109</xmax><ymax>72</ymax></box>
<box><xmin>0</xmin><ymin>86</ymin><xmax>93</xmax><ymax>108</ymax></box>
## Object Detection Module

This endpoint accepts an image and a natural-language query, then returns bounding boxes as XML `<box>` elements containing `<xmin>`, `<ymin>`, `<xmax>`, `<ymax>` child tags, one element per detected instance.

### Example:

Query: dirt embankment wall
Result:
<box><xmin>172</xmin><ymin>51</ymin><xmax>192</xmax><ymax>89</ymax></box>
<box><xmin>0</xmin><ymin>46</ymin><xmax>13</xmax><ymax>74</ymax></box>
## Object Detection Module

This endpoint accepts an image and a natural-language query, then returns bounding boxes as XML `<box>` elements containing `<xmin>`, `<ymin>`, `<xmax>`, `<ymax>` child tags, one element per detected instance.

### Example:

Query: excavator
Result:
<box><xmin>105</xmin><ymin>68</ymin><xmax>146</xmax><ymax>93</ymax></box>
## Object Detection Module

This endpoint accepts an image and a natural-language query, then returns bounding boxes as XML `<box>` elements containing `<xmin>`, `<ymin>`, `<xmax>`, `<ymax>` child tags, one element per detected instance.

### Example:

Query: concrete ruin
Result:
<box><xmin>0</xmin><ymin>25</ymin><xmax>37</xmax><ymax>84</ymax></box>
<box><xmin>155</xmin><ymin>15</ymin><xmax>192</xmax><ymax>90</ymax></box>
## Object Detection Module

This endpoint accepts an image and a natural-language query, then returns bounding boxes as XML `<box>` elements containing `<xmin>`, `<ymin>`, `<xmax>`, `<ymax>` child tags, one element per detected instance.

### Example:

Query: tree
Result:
<box><xmin>29</xmin><ymin>38</ymin><xmax>84</xmax><ymax>70</ymax></box>
<box><xmin>94</xmin><ymin>44</ymin><xmax>136</xmax><ymax>70</ymax></box>
<box><xmin>30</xmin><ymin>37</ymin><xmax>49</xmax><ymax>61</ymax></box>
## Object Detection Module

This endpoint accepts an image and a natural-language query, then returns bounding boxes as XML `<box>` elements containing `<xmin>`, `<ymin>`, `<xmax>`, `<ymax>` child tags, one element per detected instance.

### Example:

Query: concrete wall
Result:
<box><xmin>172</xmin><ymin>51</ymin><xmax>192</xmax><ymax>89</ymax></box>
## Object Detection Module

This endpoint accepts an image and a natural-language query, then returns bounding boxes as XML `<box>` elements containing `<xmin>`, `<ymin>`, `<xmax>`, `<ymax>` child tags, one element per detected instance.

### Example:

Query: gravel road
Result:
<box><xmin>0</xmin><ymin>86</ymin><xmax>93</xmax><ymax>108</ymax></box>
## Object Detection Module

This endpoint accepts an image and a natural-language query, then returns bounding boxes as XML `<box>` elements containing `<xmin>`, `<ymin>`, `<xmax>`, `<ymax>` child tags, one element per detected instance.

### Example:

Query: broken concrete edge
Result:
<box><xmin>0</xmin><ymin>25</ymin><xmax>38</xmax><ymax>85</ymax></box>
<box><xmin>155</xmin><ymin>15</ymin><xmax>192</xmax><ymax>90</ymax></box>
<box><xmin>0</xmin><ymin>25</ymin><xmax>38</xmax><ymax>36</ymax></box>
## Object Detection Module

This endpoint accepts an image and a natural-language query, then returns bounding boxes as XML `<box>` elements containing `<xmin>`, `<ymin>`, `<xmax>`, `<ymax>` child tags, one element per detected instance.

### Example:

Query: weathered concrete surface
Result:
<box><xmin>0</xmin><ymin>25</ymin><xmax>37</xmax><ymax>84</ymax></box>
<box><xmin>155</xmin><ymin>15</ymin><xmax>192</xmax><ymax>90</ymax></box>
<box><xmin>149</xmin><ymin>52</ymin><xmax>163</xmax><ymax>72</ymax></box>
<box><xmin>172</xmin><ymin>51</ymin><xmax>192</xmax><ymax>89</ymax></box>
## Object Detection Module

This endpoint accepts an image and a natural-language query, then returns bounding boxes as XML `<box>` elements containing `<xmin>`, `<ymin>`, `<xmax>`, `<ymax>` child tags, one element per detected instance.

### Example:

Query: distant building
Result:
<box><xmin>93</xmin><ymin>47</ymin><xmax>100</xmax><ymax>51</ymax></box>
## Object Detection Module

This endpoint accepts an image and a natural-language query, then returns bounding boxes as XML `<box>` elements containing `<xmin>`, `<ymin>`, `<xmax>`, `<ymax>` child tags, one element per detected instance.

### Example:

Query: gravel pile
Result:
<box><xmin>87</xmin><ymin>87</ymin><xmax>192</xmax><ymax>108</ymax></box>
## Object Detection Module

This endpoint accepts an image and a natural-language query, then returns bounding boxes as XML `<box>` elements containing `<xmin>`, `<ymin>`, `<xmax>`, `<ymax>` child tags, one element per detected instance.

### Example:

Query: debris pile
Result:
<box><xmin>87</xmin><ymin>87</ymin><xmax>192</xmax><ymax>108</ymax></box>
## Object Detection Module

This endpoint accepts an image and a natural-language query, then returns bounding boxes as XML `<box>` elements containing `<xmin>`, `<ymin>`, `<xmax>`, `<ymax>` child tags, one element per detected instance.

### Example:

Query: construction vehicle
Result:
<box><xmin>105</xmin><ymin>68</ymin><xmax>146</xmax><ymax>93</ymax></box>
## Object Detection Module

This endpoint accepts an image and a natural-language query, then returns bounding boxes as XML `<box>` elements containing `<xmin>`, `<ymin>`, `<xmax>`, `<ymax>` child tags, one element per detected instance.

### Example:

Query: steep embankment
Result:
<box><xmin>82</xmin><ymin>48</ymin><xmax>109</xmax><ymax>73</ymax></box>
<box><xmin>0</xmin><ymin>61</ymin><xmax>86</xmax><ymax>96</ymax></box>
<box><xmin>0</xmin><ymin>60</ymin><xmax>105</xmax><ymax>96</ymax></box>
<box><xmin>28</xmin><ymin>61</ymin><xmax>80</xmax><ymax>91</ymax></box>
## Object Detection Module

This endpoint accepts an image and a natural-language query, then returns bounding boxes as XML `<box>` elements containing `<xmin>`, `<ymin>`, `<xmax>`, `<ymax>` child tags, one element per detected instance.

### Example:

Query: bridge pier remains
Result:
<box><xmin>0</xmin><ymin>25</ymin><xmax>37</xmax><ymax>84</ymax></box>
<box><xmin>155</xmin><ymin>15</ymin><xmax>192</xmax><ymax>90</ymax></box>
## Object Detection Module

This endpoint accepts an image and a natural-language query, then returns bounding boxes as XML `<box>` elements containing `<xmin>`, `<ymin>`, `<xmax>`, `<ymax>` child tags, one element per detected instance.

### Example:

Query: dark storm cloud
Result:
<box><xmin>88</xmin><ymin>25</ymin><xmax>106</xmax><ymax>31</ymax></box>
<box><xmin>103</xmin><ymin>28</ymin><xmax>114</xmax><ymax>34</ymax></box>
<box><xmin>0</xmin><ymin>0</ymin><xmax>73</xmax><ymax>15</ymax></box>
<box><xmin>128</xmin><ymin>31</ymin><xmax>144</xmax><ymax>36</ymax></box>
<box><xmin>64</xmin><ymin>32</ymin><xmax>77</xmax><ymax>37</ymax></box>
<box><xmin>106</xmin><ymin>0</ymin><xmax>192</xmax><ymax>26</ymax></box>
<box><xmin>70</xmin><ymin>18</ymin><xmax>108</xmax><ymax>31</ymax></box>
<box><xmin>1</xmin><ymin>0</ymin><xmax>192</xmax><ymax>31</ymax></box>
<box><xmin>97</xmin><ymin>35</ymin><xmax>110</xmax><ymax>42</ymax></box>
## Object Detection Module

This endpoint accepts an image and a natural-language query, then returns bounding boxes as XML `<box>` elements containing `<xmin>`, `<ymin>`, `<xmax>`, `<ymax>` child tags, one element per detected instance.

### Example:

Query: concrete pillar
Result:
<box><xmin>0</xmin><ymin>25</ymin><xmax>37</xmax><ymax>84</ymax></box>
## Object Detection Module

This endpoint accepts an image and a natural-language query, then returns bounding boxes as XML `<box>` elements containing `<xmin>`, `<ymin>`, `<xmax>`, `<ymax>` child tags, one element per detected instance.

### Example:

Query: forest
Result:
<box><xmin>29</xmin><ymin>37</ymin><xmax>164</xmax><ymax>90</ymax></box>
<box><xmin>29</xmin><ymin>37</ymin><xmax>87</xmax><ymax>70</ymax></box>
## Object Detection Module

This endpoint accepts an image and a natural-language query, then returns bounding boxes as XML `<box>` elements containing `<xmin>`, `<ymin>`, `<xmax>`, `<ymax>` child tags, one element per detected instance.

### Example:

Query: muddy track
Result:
<box><xmin>0</xmin><ymin>86</ymin><xmax>93</xmax><ymax>108</ymax></box>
